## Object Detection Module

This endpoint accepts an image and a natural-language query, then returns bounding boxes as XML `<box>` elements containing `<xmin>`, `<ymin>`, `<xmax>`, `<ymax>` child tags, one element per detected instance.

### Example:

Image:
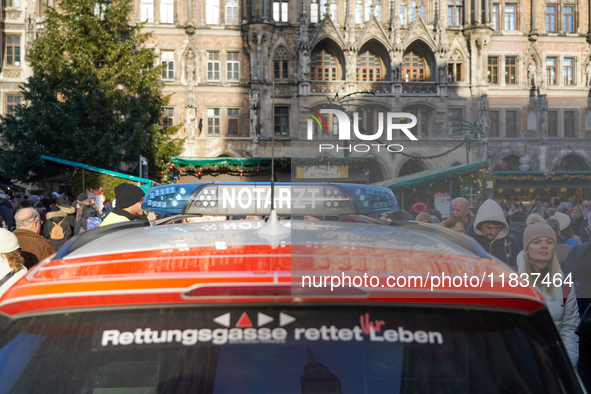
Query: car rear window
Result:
<box><xmin>0</xmin><ymin>306</ymin><xmax>580</xmax><ymax>394</ymax></box>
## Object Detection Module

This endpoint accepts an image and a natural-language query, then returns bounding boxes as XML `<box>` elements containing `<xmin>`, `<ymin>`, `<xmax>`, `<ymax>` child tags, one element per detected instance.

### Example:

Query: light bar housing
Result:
<box><xmin>142</xmin><ymin>182</ymin><xmax>398</xmax><ymax>216</ymax></box>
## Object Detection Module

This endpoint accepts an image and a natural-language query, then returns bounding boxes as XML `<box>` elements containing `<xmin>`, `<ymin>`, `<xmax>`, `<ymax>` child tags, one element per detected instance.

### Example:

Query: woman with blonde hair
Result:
<box><xmin>0</xmin><ymin>228</ymin><xmax>27</xmax><ymax>297</ymax></box>
<box><xmin>517</xmin><ymin>223</ymin><xmax>579</xmax><ymax>366</ymax></box>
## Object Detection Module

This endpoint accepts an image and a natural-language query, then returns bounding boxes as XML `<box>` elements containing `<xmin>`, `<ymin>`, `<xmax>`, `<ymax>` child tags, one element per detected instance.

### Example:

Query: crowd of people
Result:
<box><xmin>0</xmin><ymin>183</ymin><xmax>146</xmax><ymax>295</ymax></box>
<box><xmin>383</xmin><ymin>195</ymin><xmax>591</xmax><ymax>387</ymax></box>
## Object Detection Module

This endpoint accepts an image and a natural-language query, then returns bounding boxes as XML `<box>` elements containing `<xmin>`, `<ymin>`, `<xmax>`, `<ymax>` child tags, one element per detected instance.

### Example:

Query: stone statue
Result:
<box><xmin>527</xmin><ymin>59</ymin><xmax>537</xmax><ymax>88</ymax></box>
<box><xmin>346</xmin><ymin>53</ymin><xmax>357</xmax><ymax>81</ymax></box>
<box><xmin>585</xmin><ymin>61</ymin><xmax>591</xmax><ymax>87</ymax></box>
<box><xmin>538</xmin><ymin>96</ymin><xmax>548</xmax><ymax>138</ymax></box>
<box><xmin>299</xmin><ymin>48</ymin><xmax>310</xmax><ymax>79</ymax></box>
<box><xmin>249</xmin><ymin>90</ymin><xmax>260</xmax><ymax>137</ymax></box>
<box><xmin>438</xmin><ymin>66</ymin><xmax>446</xmax><ymax>83</ymax></box>
<box><xmin>477</xmin><ymin>95</ymin><xmax>490</xmax><ymax>137</ymax></box>
<box><xmin>185</xmin><ymin>107</ymin><xmax>197</xmax><ymax>137</ymax></box>
<box><xmin>184</xmin><ymin>50</ymin><xmax>197</xmax><ymax>138</ymax></box>
<box><xmin>186</xmin><ymin>50</ymin><xmax>196</xmax><ymax>82</ymax></box>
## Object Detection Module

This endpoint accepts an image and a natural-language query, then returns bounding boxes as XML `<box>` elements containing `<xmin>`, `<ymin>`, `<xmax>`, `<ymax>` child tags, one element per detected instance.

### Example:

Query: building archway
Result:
<box><xmin>493</xmin><ymin>155</ymin><xmax>521</xmax><ymax>171</ymax></box>
<box><xmin>552</xmin><ymin>154</ymin><xmax>590</xmax><ymax>171</ymax></box>
<box><xmin>399</xmin><ymin>158</ymin><xmax>428</xmax><ymax>177</ymax></box>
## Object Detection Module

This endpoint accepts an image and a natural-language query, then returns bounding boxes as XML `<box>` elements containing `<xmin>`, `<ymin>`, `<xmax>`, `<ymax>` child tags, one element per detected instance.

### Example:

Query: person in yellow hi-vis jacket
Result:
<box><xmin>100</xmin><ymin>183</ymin><xmax>146</xmax><ymax>227</ymax></box>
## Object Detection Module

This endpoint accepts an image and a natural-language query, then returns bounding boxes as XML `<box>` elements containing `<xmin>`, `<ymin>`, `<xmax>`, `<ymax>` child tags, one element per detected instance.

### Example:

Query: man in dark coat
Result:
<box><xmin>467</xmin><ymin>199</ymin><xmax>521</xmax><ymax>268</ymax></box>
<box><xmin>563</xmin><ymin>240</ymin><xmax>591</xmax><ymax>391</ymax></box>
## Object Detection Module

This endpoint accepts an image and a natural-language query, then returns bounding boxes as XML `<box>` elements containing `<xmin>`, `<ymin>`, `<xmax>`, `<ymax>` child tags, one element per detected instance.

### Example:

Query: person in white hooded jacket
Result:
<box><xmin>0</xmin><ymin>228</ymin><xmax>27</xmax><ymax>298</ymax></box>
<box><xmin>517</xmin><ymin>223</ymin><xmax>579</xmax><ymax>366</ymax></box>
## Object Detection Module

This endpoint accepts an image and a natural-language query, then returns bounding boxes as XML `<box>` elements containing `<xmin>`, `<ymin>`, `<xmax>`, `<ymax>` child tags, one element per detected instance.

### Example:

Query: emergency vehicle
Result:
<box><xmin>0</xmin><ymin>182</ymin><xmax>584</xmax><ymax>393</ymax></box>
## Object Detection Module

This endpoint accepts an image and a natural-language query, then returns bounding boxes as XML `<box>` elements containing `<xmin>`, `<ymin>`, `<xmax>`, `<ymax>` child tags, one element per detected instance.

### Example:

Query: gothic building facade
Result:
<box><xmin>4</xmin><ymin>0</ymin><xmax>591</xmax><ymax>182</ymax></box>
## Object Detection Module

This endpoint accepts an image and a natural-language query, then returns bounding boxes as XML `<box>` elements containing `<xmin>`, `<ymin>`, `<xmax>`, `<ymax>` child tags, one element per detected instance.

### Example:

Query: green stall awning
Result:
<box><xmin>373</xmin><ymin>161</ymin><xmax>489</xmax><ymax>190</ymax></box>
<box><xmin>41</xmin><ymin>155</ymin><xmax>152</xmax><ymax>193</ymax></box>
<box><xmin>493</xmin><ymin>171</ymin><xmax>591</xmax><ymax>190</ymax></box>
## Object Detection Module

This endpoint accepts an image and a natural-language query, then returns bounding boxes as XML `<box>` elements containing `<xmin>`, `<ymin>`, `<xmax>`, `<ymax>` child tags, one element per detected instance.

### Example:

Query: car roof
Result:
<box><xmin>0</xmin><ymin>220</ymin><xmax>544</xmax><ymax>319</ymax></box>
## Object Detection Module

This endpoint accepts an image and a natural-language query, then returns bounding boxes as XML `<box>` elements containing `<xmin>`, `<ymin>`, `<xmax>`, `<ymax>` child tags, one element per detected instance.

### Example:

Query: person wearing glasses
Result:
<box><xmin>100</xmin><ymin>183</ymin><xmax>146</xmax><ymax>227</ymax></box>
<box><xmin>13</xmin><ymin>207</ymin><xmax>55</xmax><ymax>269</ymax></box>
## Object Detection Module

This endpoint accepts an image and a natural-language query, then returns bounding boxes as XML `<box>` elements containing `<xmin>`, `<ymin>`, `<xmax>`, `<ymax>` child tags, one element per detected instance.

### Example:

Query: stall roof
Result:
<box><xmin>373</xmin><ymin>161</ymin><xmax>489</xmax><ymax>190</ymax></box>
<box><xmin>41</xmin><ymin>156</ymin><xmax>152</xmax><ymax>193</ymax></box>
<box><xmin>171</xmin><ymin>156</ymin><xmax>377</xmax><ymax>166</ymax></box>
<box><xmin>493</xmin><ymin>171</ymin><xmax>591</xmax><ymax>189</ymax></box>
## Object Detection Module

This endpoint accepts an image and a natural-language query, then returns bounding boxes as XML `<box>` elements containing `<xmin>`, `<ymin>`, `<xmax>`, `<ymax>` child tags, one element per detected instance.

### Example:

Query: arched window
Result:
<box><xmin>356</xmin><ymin>51</ymin><xmax>381</xmax><ymax>81</ymax></box>
<box><xmin>402</xmin><ymin>51</ymin><xmax>426</xmax><ymax>81</ymax></box>
<box><xmin>409</xmin><ymin>0</ymin><xmax>416</xmax><ymax>22</ymax></box>
<box><xmin>311</xmin><ymin>50</ymin><xmax>338</xmax><ymax>81</ymax></box>
<box><xmin>274</xmin><ymin>47</ymin><xmax>289</xmax><ymax>80</ymax></box>
<box><xmin>448</xmin><ymin>50</ymin><xmax>463</xmax><ymax>82</ymax></box>
<box><xmin>419</xmin><ymin>2</ymin><xmax>425</xmax><ymax>19</ymax></box>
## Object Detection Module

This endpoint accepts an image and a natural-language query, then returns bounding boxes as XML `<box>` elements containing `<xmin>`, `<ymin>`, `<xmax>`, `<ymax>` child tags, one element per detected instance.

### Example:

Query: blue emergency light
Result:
<box><xmin>142</xmin><ymin>183</ymin><xmax>398</xmax><ymax>216</ymax></box>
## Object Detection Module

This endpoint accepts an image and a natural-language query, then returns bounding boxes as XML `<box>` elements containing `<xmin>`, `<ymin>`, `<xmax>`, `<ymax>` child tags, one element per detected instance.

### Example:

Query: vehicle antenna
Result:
<box><xmin>270</xmin><ymin>78</ymin><xmax>276</xmax><ymax>213</ymax></box>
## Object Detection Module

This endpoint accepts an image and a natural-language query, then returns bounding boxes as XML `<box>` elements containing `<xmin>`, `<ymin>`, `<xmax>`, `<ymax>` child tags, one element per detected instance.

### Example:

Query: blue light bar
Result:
<box><xmin>142</xmin><ymin>183</ymin><xmax>398</xmax><ymax>216</ymax></box>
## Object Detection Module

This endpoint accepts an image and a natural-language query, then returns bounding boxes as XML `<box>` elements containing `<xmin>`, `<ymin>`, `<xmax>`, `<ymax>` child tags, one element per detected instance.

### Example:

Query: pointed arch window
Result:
<box><xmin>311</xmin><ymin>50</ymin><xmax>338</xmax><ymax>81</ymax></box>
<box><xmin>402</xmin><ymin>51</ymin><xmax>426</xmax><ymax>81</ymax></box>
<box><xmin>447</xmin><ymin>50</ymin><xmax>463</xmax><ymax>82</ymax></box>
<box><xmin>357</xmin><ymin>51</ymin><xmax>382</xmax><ymax>81</ymax></box>
<box><xmin>419</xmin><ymin>2</ymin><xmax>425</xmax><ymax>20</ymax></box>
<box><xmin>274</xmin><ymin>47</ymin><xmax>289</xmax><ymax>80</ymax></box>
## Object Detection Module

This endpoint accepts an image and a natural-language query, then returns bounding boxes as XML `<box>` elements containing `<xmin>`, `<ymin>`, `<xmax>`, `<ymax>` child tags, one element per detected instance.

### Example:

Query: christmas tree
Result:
<box><xmin>0</xmin><ymin>0</ymin><xmax>183</xmax><ymax>179</ymax></box>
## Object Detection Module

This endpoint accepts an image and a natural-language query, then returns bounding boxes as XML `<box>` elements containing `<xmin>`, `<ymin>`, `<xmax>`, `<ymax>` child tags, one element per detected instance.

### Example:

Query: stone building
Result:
<box><xmin>4</xmin><ymin>0</ymin><xmax>591</xmax><ymax>186</ymax></box>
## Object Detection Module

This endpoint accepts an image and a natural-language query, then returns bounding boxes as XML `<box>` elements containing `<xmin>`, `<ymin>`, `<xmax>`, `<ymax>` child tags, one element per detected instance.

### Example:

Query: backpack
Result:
<box><xmin>87</xmin><ymin>217</ymin><xmax>102</xmax><ymax>231</ymax></box>
<box><xmin>49</xmin><ymin>218</ymin><xmax>66</xmax><ymax>240</ymax></box>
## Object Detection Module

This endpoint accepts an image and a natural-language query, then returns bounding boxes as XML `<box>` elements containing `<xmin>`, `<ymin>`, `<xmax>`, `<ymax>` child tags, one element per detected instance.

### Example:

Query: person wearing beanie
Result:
<box><xmin>100</xmin><ymin>183</ymin><xmax>146</xmax><ymax>227</ymax></box>
<box><xmin>517</xmin><ymin>223</ymin><xmax>579</xmax><ymax>367</ymax></box>
<box><xmin>0</xmin><ymin>229</ymin><xmax>26</xmax><ymax>297</ymax></box>
<box><xmin>466</xmin><ymin>199</ymin><xmax>521</xmax><ymax>268</ymax></box>
<box><xmin>415</xmin><ymin>213</ymin><xmax>432</xmax><ymax>223</ymax></box>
